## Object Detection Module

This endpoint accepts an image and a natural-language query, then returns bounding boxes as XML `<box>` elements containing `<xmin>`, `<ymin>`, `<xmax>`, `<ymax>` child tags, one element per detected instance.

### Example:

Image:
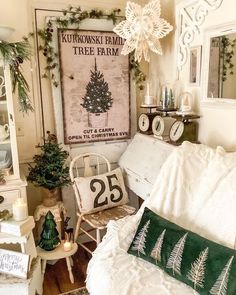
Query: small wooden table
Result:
<box><xmin>37</xmin><ymin>242</ymin><xmax>78</xmax><ymax>284</ymax></box>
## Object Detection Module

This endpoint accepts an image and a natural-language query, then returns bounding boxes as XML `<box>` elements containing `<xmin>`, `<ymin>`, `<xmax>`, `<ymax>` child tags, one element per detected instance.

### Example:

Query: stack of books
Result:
<box><xmin>0</xmin><ymin>216</ymin><xmax>35</xmax><ymax>237</ymax></box>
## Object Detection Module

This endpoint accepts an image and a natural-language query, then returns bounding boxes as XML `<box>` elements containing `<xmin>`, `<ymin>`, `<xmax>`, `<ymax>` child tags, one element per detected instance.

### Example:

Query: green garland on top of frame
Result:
<box><xmin>33</xmin><ymin>6</ymin><xmax>146</xmax><ymax>90</ymax></box>
<box><xmin>0</xmin><ymin>6</ymin><xmax>146</xmax><ymax>114</ymax></box>
<box><xmin>0</xmin><ymin>40</ymin><xmax>33</xmax><ymax>113</ymax></box>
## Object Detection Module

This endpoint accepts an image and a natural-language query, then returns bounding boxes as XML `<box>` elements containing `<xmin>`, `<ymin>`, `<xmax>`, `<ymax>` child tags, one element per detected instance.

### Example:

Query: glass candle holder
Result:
<box><xmin>161</xmin><ymin>83</ymin><xmax>175</xmax><ymax>109</ymax></box>
<box><xmin>177</xmin><ymin>92</ymin><xmax>193</xmax><ymax>114</ymax></box>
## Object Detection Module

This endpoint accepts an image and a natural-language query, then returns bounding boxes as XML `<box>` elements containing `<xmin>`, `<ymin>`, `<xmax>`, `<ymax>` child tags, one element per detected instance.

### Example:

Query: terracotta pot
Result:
<box><xmin>88</xmin><ymin>112</ymin><xmax>108</xmax><ymax>128</ymax></box>
<box><xmin>42</xmin><ymin>188</ymin><xmax>58</xmax><ymax>207</ymax></box>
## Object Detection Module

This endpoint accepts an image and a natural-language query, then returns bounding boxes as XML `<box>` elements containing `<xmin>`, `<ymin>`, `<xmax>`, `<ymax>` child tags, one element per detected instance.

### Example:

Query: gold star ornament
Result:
<box><xmin>113</xmin><ymin>0</ymin><xmax>173</xmax><ymax>62</ymax></box>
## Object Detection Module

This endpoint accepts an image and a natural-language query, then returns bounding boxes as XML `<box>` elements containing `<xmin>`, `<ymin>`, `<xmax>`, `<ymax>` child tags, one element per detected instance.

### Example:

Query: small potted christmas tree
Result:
<box><xmin>27</xmin><ymin>131</ymin><xmax>71</xmax><ymax>207</ymax></box>
<box><xmin>81</xmin><ymin>58</ymin><xmax>113</xmax><ymax>128</ymax></box>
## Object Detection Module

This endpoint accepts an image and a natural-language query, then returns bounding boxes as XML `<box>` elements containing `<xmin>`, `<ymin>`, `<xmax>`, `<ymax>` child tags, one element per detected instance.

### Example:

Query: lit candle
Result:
<box><xmin>12</xmin><ymin>197</ymin><xmax>28</xmax><ymax>221</ymax></box>
<box><xmin>63</xmin><ymin>240</ymin><xmax>72</xmax><ymax>252</ymax></box>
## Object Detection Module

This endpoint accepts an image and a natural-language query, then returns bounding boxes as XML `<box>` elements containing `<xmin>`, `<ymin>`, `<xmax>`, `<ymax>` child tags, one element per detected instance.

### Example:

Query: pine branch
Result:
<box><xmin>0</xmin><ymin>40</ymin><xmax>33</xmax><ymax>113</ymax></box>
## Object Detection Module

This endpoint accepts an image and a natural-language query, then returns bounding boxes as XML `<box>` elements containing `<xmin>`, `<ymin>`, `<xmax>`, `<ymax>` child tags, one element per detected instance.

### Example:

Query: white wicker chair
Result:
<box><xmin>69</xmin><ymin>153</ymin><xmax>136</xmax><ymax>254</ymax></box>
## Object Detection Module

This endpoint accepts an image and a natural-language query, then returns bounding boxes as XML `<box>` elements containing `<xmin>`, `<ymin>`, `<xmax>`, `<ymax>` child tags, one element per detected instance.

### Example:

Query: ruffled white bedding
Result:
<box><xmin>86</xmin><ymin>142</ymin><xmax>236</xmax><ymax>295</ymax></box>
<box><xmin>87</xmin><ymin>215</ymin><xmax>198</xmax><ymax>295</ymax></box>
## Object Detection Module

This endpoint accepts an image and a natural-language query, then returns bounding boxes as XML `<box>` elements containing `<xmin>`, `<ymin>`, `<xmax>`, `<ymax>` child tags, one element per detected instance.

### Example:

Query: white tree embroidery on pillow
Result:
<box><xmin>150</xmin><ymin>229</ymin><xmax>166</xmax><ymax>263</ymax></box>
<box><xmin>210</xmin><ymin>256</ymin><xmax>234</xmax><ymax>295</ymax></box>
<box><xmin>187</xmin><ymin>247</ymin><xmax>209</xmax><ymax>289</ymax></box>
<box><xmin>166</xmin><ymin>233</ymin><xmax>188</xmax><ymax>275</ymax></box>
<box><xmin>131</xmin><ymin>220</ymin><xmax>150</xmax><ymax>256</ymax></box>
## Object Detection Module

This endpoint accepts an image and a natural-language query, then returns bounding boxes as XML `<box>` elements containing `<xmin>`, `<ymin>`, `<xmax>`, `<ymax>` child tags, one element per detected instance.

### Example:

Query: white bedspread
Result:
<box><xmin>86</xmin><ymin>142</ymin><xmax>236</xmax><ymax>294</ymax></box>
<box><xmin>87</xmin><ymin>215</ymin><xmax>198</xmax><ymax>295</ymax></box>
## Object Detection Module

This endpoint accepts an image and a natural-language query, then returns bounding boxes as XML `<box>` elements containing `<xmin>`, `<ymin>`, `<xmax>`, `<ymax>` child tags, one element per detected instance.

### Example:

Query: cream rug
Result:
<box><xmin>59</xmin><ymin>287</ymin><xmax>89</xmax><ymax>295</ymax></box>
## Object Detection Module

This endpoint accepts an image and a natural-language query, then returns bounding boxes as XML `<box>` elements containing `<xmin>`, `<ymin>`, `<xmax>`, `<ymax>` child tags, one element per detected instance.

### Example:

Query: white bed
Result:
<box><xmin>86</xmin><ymin>140</ymin><xmax>236</xmax><ymax>295</ymax></box>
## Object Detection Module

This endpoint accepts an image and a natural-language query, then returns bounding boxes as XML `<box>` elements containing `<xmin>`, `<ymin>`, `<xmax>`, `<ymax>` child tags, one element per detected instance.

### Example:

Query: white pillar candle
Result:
<box><xmin>144</xmin><ymin>82</ymin><xmax>155</xmax><ymax>105</ymax></box>
<box><xmin>144</xmin><ymin>95</ymin><xmax>154</xmax><ymax>105</ymax></box>
<box><xmin>63</xmin><ymin>241</ymin><xmax>72</xmax><ymax>252</ymax></box>
<box><xmin>12</xmin><ymin>197</ymin><xmax>28</xmax><ymax>221</ymax></box>
<box><xmin>146</xmin><ymin>82</ymin><xmax>150</xmax><ymax>97</ymax></box>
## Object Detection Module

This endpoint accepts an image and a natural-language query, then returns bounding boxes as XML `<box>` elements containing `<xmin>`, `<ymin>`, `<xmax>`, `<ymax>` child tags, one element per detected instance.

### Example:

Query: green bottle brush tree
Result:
<box><xmin>38</xmin><ymin>210</ymin><xmax>60</xmax><ymax>251</ymax></box>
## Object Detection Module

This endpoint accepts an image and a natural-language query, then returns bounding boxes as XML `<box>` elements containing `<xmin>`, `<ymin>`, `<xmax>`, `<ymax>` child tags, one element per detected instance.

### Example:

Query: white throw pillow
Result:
<box><xmin>75</xmin><ymin>167</ymin><xmax>128</xmax><ymax>214</ymax></box>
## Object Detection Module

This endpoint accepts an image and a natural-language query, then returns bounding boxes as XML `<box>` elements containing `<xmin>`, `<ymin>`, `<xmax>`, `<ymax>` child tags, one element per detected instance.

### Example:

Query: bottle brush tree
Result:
<box><xmin>27</xmin><ymin>131</ymin><xmax>71</xmax><ymax>191</ymax></box>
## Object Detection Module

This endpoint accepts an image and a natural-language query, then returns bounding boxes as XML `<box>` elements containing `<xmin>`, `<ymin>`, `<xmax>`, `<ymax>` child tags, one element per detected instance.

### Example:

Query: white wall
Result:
<box><xmin>149</xmin><ymin>0</ymin><xmax>236</xmax><ymax>151</ymax></box>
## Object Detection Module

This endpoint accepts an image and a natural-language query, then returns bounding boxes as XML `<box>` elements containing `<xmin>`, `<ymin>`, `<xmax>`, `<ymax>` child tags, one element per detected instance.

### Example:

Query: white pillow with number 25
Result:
<box><xmin>74</xmin><ymin>167</ymin><xmax>128</xmax><ymax>214</ymax></box>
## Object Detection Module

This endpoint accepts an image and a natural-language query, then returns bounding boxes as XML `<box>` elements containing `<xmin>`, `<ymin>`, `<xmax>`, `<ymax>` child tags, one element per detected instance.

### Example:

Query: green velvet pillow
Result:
<box><xmin>128</xmin><ymin>207</ymin><xmax>236</xmax><ymax>295</ymax></box>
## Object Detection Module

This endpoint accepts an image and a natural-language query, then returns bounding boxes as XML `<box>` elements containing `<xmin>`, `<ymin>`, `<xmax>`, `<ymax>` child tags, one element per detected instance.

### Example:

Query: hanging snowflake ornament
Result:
<box><xmin>113</xmin><ymin>0</ymin><xmax>173</xmax><ymax>62</ymax></box>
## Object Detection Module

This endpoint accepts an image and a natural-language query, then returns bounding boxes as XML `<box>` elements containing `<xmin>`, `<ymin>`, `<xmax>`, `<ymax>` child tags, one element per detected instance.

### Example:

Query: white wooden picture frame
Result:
<box><xmin>189</xmin><ymin>46</ymin><xmax>202</xmax><ymax>86</ymax></box>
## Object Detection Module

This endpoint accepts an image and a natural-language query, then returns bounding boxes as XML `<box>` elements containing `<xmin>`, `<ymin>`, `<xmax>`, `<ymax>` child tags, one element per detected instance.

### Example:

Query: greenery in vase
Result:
<box><xmin>38</xmin><ymin>210</ymin><xmax>60</xmax><ymax>251</ymax></box>
<box><xmin>27</xmin><ymin>132</ymin><xmax>71</xmax><ymax>190</ymax></box>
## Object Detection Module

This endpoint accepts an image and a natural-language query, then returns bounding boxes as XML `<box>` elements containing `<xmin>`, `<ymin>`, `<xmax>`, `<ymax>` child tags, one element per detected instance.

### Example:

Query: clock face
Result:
<box><xmin>138</xmin><ymin>114</ymin><xmax>150</xmax><ymax>132</ymax></box>
<box><xmin>152</xmin><ymin>116</ymin><xmax>164</xmax><ymax>136</ymax></box>
<box><xmin>169</xmin><ymin>120</ymin><xmax>184</xmax><ymax>142</ymax></box>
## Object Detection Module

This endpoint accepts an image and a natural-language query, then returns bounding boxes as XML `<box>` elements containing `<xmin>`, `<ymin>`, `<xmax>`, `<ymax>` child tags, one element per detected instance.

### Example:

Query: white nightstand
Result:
<box><xmin>37</xmin><ymin>242</ymin><xmax>78</xmax><ymax>284</ymax></box>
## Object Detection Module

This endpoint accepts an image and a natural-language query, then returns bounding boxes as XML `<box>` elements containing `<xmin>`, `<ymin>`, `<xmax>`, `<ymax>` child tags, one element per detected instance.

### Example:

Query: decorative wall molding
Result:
<box><xmin>177</xmin><ymin>0</ymin><xmax>223</xmax><ymax>70</ymax></box>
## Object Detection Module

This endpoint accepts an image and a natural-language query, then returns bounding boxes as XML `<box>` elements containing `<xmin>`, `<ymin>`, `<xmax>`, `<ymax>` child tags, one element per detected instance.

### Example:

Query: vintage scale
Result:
<box><xmin>168</xmin><ymin>92</ymin><xmax>200</xmax><ymax>144</ymax></box>
<box><xmin>138</xmin><ymin>88</ymin><xmax>200</xmax><ymax>143</ymax></box>
<box><xmin>138</xmin><ymin>105</ymin><xmax>157</xmax><ymax>134</ymax></box>
<box><xmin>169</xmin><ymin>114</ymin><xmax>200</xmax><ymax>144</ymax></box>
<box><xmin>138</xmin><ymin>105</ymin><xmax>177</xmax><ymax>138</ymax></box>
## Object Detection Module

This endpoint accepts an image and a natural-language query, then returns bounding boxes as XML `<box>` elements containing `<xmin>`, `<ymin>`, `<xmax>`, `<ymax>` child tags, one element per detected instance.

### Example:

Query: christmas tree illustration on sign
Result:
<box><xmin>81</xmin><ymin>58</ymin><xmax>113</xmax><ymax>128</ymax></box>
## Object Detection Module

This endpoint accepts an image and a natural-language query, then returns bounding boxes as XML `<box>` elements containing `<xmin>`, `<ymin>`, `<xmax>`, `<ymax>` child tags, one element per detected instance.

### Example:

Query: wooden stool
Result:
<box><xmin>37</xmin><ymin>243</ymin><xmax>78</xmax><ymax>284</ymax></box>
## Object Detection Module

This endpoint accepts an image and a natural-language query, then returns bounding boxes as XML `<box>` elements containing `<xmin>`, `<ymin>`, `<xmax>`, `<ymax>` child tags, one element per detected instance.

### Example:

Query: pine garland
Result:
<box><xmin>33</xmin><ymin>6</ymin><xmax>146</xmax><ymax>90</ymax></box>
<box><xmin>0</xmin><ymin>40</ymin><xmax>33</xmax><ymax>113</ymax></box>
<box><xmin>0</xmin><ymin>6</ymin><xmax>146</xmax><ymax>114</ymax></box>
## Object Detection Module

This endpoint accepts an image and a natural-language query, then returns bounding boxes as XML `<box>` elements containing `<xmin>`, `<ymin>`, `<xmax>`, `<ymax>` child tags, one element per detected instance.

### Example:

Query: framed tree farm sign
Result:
<box><xmin>58</xmin><ymin>28</ymin><xmax>130</xmax><ymax>144</ymax></box>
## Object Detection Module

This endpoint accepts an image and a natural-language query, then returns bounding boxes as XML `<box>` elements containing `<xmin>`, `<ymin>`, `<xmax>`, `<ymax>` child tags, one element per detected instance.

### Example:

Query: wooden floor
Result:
<box><xmin>43</xmin><ymin>243</ymin><xmax>96</xmax><ymax>295</ymax></box>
